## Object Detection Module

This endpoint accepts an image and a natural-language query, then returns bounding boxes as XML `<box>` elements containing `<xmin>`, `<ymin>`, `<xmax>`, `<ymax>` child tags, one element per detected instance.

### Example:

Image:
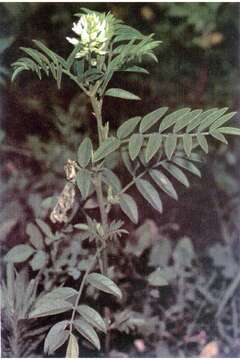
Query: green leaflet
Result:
<box><xmin>87</xmin><ymin>272</ymin><xmax>122</xmax><ymax>299</ymax></box>
<box><xmin>105</xmin><ymin>88</ymin><xmax>140</xmax><ymax>100</ymax></box>
<box><xmin>76</xmin><ymin>168</ymin><xmax>92</xmax><ymax>199</ymax></box>
<box><xmin>198</xmin><ymin>107</ymin><xmax>228</xmax><ymax>132</ymax></box>
<box><xmin>119</xmin><ymin>193</ymin><xmax>139</xmax><ymax>224</ymax></box>
<box><xmin>159</xmin><ymin>108</ymin><xmax>191</xmax><ymax>132</ymax></box>
<box><xmin>210</xmin><ymin>130</ymin><xmax>228</xmax><ymax>144</ymax></box>
<box><xmin>173</xmin><ymin>109</ymin><xmax>202</xmax><ymax>133</ymax></box>
<box><xmin>217</xmin><ymin>127</ymin><xmax>240</xmax><ymax>135</ymax></box>
<box><xmin>77</xmin><ymin>137</ymin><xmax>92</xmax><ymax>168</ymax></box>
<box><xmin>186</xmin><ymin>108</ymin><xmax>218</xmax><ymax>133</ymax></box>
<box><xmin>5</xmin><ymin>244</ymin><xmax>35</xmax><ymax>263</ymax></box>
<box><xmin>183</xmin><ymin>134</ymin><xmax>193</xmax><ymax>157</ymax></box>
<box><xmin>35</xmin><ymin>287</ymin><xmax>78</xmax><ymax>307</ymax></box>
<box><xmin>122</xmin><ymin>65</ymin><xmax>149</xmax><ymax>74</ymax></box>
<box><xmin>29</xmin><ymin>299</ymin><xmax>72</xmax><ymax>318</ymax></box>
<box><xmin>93</xmin><ymin>137</ymin><xmax>121</xmax><ymax>162</ymax></box>
<box><xmin>140</xmin><ymin>107</ymin><xmax>168</xmax><ymax>133</ymax></box>
<box><xmin>77</xmin><ymin>305</ymin><xmax>107</xmax><ymax>333</ymax></box>
<box><xmin>135</xmin><ymin>178</ymin><xmax>163</xmax><ymax>212</ymax></box>
<box><xmin>128</xmin><ymin>133</ymin><xmax>143</xmax><ymax>160</ymax></box>
<box><xmin>210</xmin><ymin>111</ymin><xmax>237</xmax><ymax>131</ymax></box>
<box><xmin>145</xmin><ymin>133</ymin><xmax>162</xmax><ymax>162</ymax></box>
<box><xmin>26</xmin><ymin>222</ymin><xmax>44</xmax><ymax>249</ymax></box>
<box><xmin>44</xmin><ymin>321</ymin><xmax>69</xmax><ymax>354</ymax></box>
<box><xmin>74</xmin><ymin>319</ymin><xmax>100</xmax><ymax>350</ymax></box>
<box><xmin>30</xmin><ymin>250</ymin><xmax>47</xmax><ymax>271</ymax></box>
<box><xmin>173</xmin><ymin>157</ymin><xmax>201</xmax><ymax>177</ymax></box>
<box><xmin>102</xmin><ymin>168</ymin><xmax>122</xmax><ymax>193</ymax></box>
<box><xmin>197</xmin><ymin>134</ymin><xmax>208</xmax><ymax>153</ymax></box>
<box><xmin>149</xmin><ymin>169</ymin><xmax>178</xmax><ymax>200</ymax></box>
<box><xmin>161</xmin><ymin>162</ymin><xmax>190</xmax><ymax>188</ymax></box>
<box><xmin>117</xmin><ymin>116</ymin><xmax>141</xmax><ymax>139</ymax></box>
<box><xmin>121</xmin><ymin>148</ymin><xmax>135</xmax><ymax>175</ymax></box>
<box><xmin>164</xmin><ymin>134</ymin><xmax>177</xmax><ymax>160</ymax></box>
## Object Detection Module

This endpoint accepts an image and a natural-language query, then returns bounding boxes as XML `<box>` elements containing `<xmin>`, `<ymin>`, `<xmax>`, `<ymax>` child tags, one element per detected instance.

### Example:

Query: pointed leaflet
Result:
<box><xmin>35</xmin><ymin>287</ymin><xmax>78</xmax><ymax>307</ymax></box>
<box><xmin>76</xmin><ymin>168</ymin><xmax>91</xmax><ymax>199</ymax></box>
<box><xmin>121</xmin><ymin>148</ymin><xmax>135</xmax><ymax>175</ymax></box>
<box><xmin>198</xmin><ymin>108</ymin><xmax>228</xmax><ymax>132</ymax></box>
<box><xmin>140</xmin><ymin>107</ymin><xmax>168</xmax><ymax>133</ymax></box>
<box><xmin>197</xmin><ymin>134</ymin><xmax>208</xmax><ymax>153</ymax></box>
<box><xmin>187</xmin><ymin>108</ymin><xmax>218</xmax><ymax>133</ymax></box>
<box><xmin>87</xmin><ymin>272</ymin><xmax>122</xmax><ymax>299</ymax></box>
<box><xmin>149</xmin><ymin>169</ymin><xmax>178</xmax><ymax>200</ymax></box>
<box><xmin>93</xmin><ymin>137</ymin><xmax>120</xmax><ymax>162</ymax></box>
<box><xmin>117</xmin><ymin>116</ymin><xmax>141</xmax><ymax>139</ymax></box>
<box><xmin>119</xmin><ymin>193</ymin><xmax>139</xmax><ymax>224</ymax></box>
<box><xmin>26</xmin><ymin>222</ymin><xmax>44</xmax><ymax>249</ymax></box>
<box><xmin>105</xmin><ymin>88</ymin><xmax>140</xmax><ymax>100</ymax></box>
<box><xmin>77</xmin><ymin>137</ymin><xmax>92</xmax><ymax>168</ymax></box>
<box><xmin>161</xmin><ymin>162</ymin><xmax>190</xmax><ymax>188</ymax></box>
<box><xmin>29</xmin><ymin>299</ymin><xmax>72</xmax><ymax>318</ymax></box>
<box><xmin>159</xmin><ymin>108</ymin><xmax>191</xmax><ymax>132</ymax></box>
<box><xmin>77</xmin><ymin>305</ymin><xmax>107</xmax><ymax>333</ymax></box>
<box><xmin>122</xmin><ymin>65</ymin><xmax>149</xmax><ymax>74</ymax></box>
<box><xmin>210</xmin><ymin>112</ymin><xmax>237</xmax><ymax>131</ymax></box>
<box><xmin>66</xmin><ymin>334</ymin><xmax>79</xmax><ymax>358</ymax></box>
<box><xmin>102</xmin><ymin>168</ymin><xmax>122</xmax><ymax>193</ymax></box>
<box><xmin>145</xmin><ymin>133</ymin><xmax>162</xmax><ymax>162</ymax></box>
<box><xmin>210</xmin><ymin>131</ymin><xmax>228</xmax><ymax>144</ymax></box>
<box><xmin>173</xmin><ymin>109</ymin><xmax>202</xmax><ymax>133</ymax></box>
<box><xmin>74</xmin><ymin>319</ymin><xmax>100</xmax><ymax>350</ymax></box>
<box><xmin>173</xmin><ymin>157</ymin><xmax>201</xmax><ymax>177</ymax></box>
<box><xmin>44</xmin><ymin>321</ymin><xmax>69</xmax><ymax>354</ymax></box>
<box><xmin>5</xmin><ymin>244</ymin><xmax>35</xmax><ymax>263</ymax></box>
<box><xmin>183</xmin><ymin>134</ymin><xmax>193</xmax><ymax>157</ymax></box>
<box><xmin>164</xmin><ymin>134</ymin><xmax>177</xmax><ymax>160</ymax></box>
<box><xmin>135</xmin><ymin>178</ymin><xmax>163</xmax><ymax>212</ymax></box>
<box><xmin>128</xmin><ymin>133</ymin><xmax>143</xmax><ymax>160</ymax></box>
<box><xmin>217</xmin><ymin>127</ymin><xmax>240</xmax><ymax>135</ymax></box>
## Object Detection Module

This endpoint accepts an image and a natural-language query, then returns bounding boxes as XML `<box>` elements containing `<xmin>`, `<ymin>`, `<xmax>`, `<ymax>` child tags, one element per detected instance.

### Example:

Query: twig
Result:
<box><xmin>216</xmin><ymin>269</ymin><xmax>240</xmax><ymax>318</ymax></box>
<box><xmin>69</xmin><ymin>246</ymin><xmax>104</xmax><ymax>333</ymax></box>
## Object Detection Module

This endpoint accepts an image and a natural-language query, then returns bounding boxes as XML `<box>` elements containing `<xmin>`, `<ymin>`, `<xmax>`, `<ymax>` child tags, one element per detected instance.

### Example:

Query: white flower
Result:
<box><xmin>66</xmin><ymin>13</ymin><xmax>111</xmax><ymax>61</ymax></box>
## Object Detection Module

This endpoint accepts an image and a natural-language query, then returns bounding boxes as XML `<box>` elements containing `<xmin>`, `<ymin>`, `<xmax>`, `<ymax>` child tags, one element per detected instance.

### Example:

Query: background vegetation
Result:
<box><xmin>1</xmin><ymin>2</ymin><xmax>240</xmax><ymax>357</ymax></box>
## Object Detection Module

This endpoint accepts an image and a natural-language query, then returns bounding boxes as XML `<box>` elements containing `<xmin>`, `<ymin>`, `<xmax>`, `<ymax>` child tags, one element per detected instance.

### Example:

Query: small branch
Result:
<box><xmin>216</xmin><ymin>269</ymin><xmax>240</xmax><ymax>318</ymax></box>
<box><xmin>62</xmin><ymin>69</ymin><xmax>89</xmax><ymax>96</ymax></box>
<box><xmin>69</xmin><ymin>246</ymin><xmax>104</xmax><ymax>333</ymax></box>
<box><xmin>118</xmin><ymin>169</ymin><xmax>148</xmax><ymax>196</ymax></box>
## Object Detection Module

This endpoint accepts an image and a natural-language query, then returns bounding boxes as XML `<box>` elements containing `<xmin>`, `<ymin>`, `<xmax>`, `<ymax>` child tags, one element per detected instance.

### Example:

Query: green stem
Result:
<box><xmin>90</xmin><ymin>93</ymin><xmax>111</xmax><ymax>354</ymax></box>
<box><xmin>69</xmin><ymin>247</ymin><xmax>103</xmax><ymax>334</ymax></box>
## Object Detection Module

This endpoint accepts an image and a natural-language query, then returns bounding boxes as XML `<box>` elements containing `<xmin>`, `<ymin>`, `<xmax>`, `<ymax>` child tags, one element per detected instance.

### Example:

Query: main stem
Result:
<box><xmin>90</xmin><ymin>94</ymin><xmax>110</xmax><ymax>353</ymax></box>
<box><xmin>90</xmin><ymin>95</ymin><xmax>108</xmax><ymax>275</ymax></box>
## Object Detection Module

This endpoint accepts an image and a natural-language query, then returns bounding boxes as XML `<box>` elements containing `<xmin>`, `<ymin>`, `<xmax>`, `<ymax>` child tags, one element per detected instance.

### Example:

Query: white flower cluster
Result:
<box><xmin>66</xmin><ymin>13</ymin><xmax>110</xmax><ymax>62</ymax></box>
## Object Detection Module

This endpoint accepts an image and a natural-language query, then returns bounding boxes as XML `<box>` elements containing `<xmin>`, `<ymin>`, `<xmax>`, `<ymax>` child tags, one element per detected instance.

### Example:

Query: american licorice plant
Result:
<box><xmin>8</xmin><ymin>8</ymin><xmax>240</xmax><ymax>357</ymax></box>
